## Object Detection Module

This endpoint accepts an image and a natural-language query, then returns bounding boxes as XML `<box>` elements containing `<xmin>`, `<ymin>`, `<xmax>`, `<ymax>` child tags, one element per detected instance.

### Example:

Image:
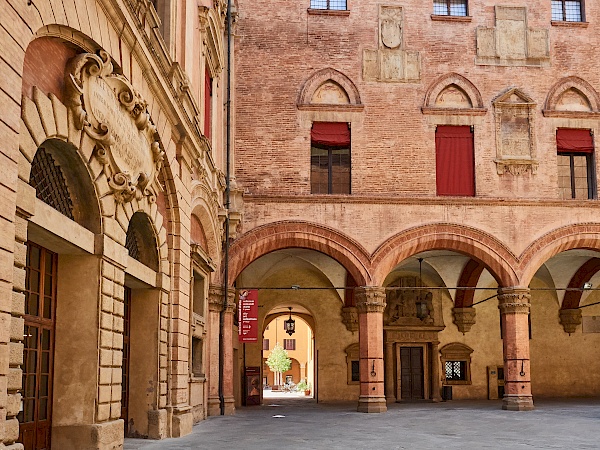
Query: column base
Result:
<box><xmin>171</xmin><ymin>410</ymin><xmax>193</xmax><ymax>437</ymax></box>
<box><xmin>357</xmin><ymin>396</ymin><xmax>387</xmax><ymax>413</ymax></box>
<box><xmin>502</xmin><ymin>395</ymin><xmax>534</xmax><ymax>411</ymax></box>
<box><xmin>223</xmin><ymin>396</ymin><xmax>236</xmax><ymax>415</ymax></box>
<box><xmin>207</xmin><ymin>397</ymin><xmax>221</xmax><ymax>416</ymax></box>
<box><xmin>52</xmin><ymin>420</ymin><xmax>124</xmax><ymax>449</ymax></box>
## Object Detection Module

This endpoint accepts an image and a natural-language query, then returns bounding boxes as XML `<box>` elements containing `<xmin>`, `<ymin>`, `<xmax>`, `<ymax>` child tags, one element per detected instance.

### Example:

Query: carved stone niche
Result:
<box><xmin>476</xmin><ymin>6</ymin><xmax>549</xmax><ymax>67</ymax></box>
<box><xmin>65</xmin><ymin>51</ymin><xmax>165</xmax><ymax>204</ymax></box>
<box><xmin>452</xmin><ymin>307</ymin><xmax>476</xmax><ymax>334</ymax></box>
<box><xmin>363</xmin><ymin>6</ymin><xmax>420</xmax><ymax>83</ymax></box>
<box><xmin>493</xmin><ymin>88</ymin><xmax>538</xmax><ymax>176</ymax></box>
<box><xmin>384</xmin><ymin>277</ymin><xmax>443</xmax><ymax>327</ymax></box>
<box><xmin>559</xmin><ymin>309</ymin><xmax>582</xmax><ymax>335</ymax></box>
<box><xmin>422</xmin><ymin>73</ymin><xmax>487</xmax><ymax>116</ymax></box>
<box><xmin>341</xmin><ymin>306</ymin><xmax>358</xmax><ymax>333</ymax></box>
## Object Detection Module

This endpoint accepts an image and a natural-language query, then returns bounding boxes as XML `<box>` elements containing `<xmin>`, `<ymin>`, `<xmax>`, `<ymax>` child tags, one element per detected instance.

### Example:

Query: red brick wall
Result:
<box><xmin>22</xmin><ymin>37</ymin><xmax>78</xmax><ymax>102</ymax></box>
<box><xmin>234</xmin><ymin>0</ymin><xmax>600</xmax><ymax>199</ymax></box>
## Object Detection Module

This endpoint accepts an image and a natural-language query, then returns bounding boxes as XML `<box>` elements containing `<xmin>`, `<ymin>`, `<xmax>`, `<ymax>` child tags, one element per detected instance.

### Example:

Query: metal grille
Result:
<box><xmin>433</xmin><ymin>0</ymin><xmax>468</xmax><ymax>16</ymax></box>
<box><xmin>29</xmin><ymin>147</ymin><xmax>74</xmax><ymax>220</ymax></box>
<box><xmin>445</xmin><ymin>360</ymin><xmax>466</xmax><ymax>381</ymax></box>
<box><xmin>125</xmin><ymin>229</ymin><xmax>141</xmax><ymax>261</ymax></box>
<box><xmin>310</xmin><ymin>0</ymin><xmax>347</xmax><ymax>10</ymax></box>
<box><xmin>552</xmin><ymin>1</ymin><xmax>583</xmax><ymax>21</ymax></box>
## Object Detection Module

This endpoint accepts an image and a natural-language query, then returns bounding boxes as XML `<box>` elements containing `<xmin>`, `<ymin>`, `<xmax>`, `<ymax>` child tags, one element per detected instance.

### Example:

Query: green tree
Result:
<box><xmin>266</xmin><ymin>343</ymin><xmax>292</xmax><ymax>386</ymax></box>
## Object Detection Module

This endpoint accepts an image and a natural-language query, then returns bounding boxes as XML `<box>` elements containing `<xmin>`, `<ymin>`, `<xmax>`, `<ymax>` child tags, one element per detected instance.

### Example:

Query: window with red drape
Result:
<box><xmin>435</xmin><ymin>126</ymin><xmax>475</xmax><ymax>196</ymax></box>
<box><xmin>556</xmin><ymin>128</ymin><xmax>595</xmax><ymax>199</ymax></box>
<box><xmin>311</xmin><ymin>122</ymin><xmax>351</xmax><ymax>194</ymax></box>
<box><xmin>204</xmin><ymin>68</ymin><xmax>212</xmax><ymax>140</ymax></box>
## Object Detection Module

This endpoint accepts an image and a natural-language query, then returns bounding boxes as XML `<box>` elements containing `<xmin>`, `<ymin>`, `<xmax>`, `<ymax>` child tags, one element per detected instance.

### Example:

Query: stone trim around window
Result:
<box><xmin>440</xmin><ymin>342</ymin><xmax>473</xmax><ymax>385</ymax></box>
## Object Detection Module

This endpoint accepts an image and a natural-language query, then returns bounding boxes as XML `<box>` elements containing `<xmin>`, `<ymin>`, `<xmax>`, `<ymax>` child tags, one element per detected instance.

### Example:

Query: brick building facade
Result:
<box><xmin>1</xmin><ymin>0</ymin><xmax>600</xmax><ymax>449</ymax></box>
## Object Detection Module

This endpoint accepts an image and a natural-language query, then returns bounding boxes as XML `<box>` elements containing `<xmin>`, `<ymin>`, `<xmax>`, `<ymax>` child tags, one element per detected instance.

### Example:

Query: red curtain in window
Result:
<box><xmin>557</xmin><ymin>128</ymin><xmax>593</xmax><ymax>153</ymax></box>
<box><xmin>204</xmin><ymin>68</ymin><xmax>212</xmax><ymax>140</ymax></box>
<box><xmin>435</xmin><ymin>126</ymin><xmax>475</xmax><ymax>196</ymax></box>
<box><xmin>311</xmin><ymin>122</ymin><xmax>350</xmax><ymax>147</ymax></box>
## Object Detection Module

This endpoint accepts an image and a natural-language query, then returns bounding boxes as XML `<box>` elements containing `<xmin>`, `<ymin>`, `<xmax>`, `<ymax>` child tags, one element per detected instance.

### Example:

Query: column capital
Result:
<box><xmin>355</xmin><ymin>287</ymin><xmax>386</xmax><ymax>313</ymax></box>
<box><xmin>208</xmin><ymin>284</ymin><xmax>235</xmax><ymax>312</ymax></box>
<box><xmin>498</xmin><ymin>287</ymin><xmax>530</xmax><ymax>314</ymax></box>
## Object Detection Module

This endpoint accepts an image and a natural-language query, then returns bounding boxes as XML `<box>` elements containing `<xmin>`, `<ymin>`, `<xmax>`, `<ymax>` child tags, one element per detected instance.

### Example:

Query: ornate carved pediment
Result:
<box><xmin>493</xmin><ymin>88</ymin><xmax>538</xmax><ymax>175</ymax></box>
<box><xmin>65</xmin><ymin>51</ymin><xmax>164</xmax><ymax>204</ymax></box>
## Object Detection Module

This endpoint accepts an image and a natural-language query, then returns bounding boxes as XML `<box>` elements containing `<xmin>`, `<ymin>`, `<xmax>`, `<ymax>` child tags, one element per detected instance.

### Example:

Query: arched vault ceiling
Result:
<box><xmin>238</xmin><ymin>249</ymin><xmax>347</xmax><ymax>301</ymax></box>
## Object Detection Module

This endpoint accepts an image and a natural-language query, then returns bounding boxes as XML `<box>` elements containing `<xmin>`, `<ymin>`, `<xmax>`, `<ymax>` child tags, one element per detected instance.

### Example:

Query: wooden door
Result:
<box><xmin>400</xmin><ymin>347</ymin><xmax>424</xmax><ymax>400</ymax></box>
<box><xmin>18</xmin><ymin>243</ymin><xmax>57</xmax><ymax>450</ymax></box>
<box><xmin>121</xmin><ymin>287</ymin><xmax>131</xmax><ymax>434</ymax></box>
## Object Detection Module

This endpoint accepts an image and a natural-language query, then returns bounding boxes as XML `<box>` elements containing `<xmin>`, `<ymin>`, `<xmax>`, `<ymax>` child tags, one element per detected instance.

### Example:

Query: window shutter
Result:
<box><xmin>435</xmin><ymin>126</ymin><xmax>475</xmax><ymax>196</ymax></box>
<box><xmin>557</xmin><ymin>128</ymin><xmax>593</xmax><ymax>153</ymax></box>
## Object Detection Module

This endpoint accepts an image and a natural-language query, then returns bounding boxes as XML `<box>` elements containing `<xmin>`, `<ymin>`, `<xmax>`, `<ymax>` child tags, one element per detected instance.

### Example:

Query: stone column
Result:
<box><xmin>430</xmin><ymin>341</ymin><xmax>442</xmax><ymax>402</ymax></box>
<box><xmin>222</xmin><ymin>287</ymin><xmax>236</xmax><ymax>415</ymax></box>
<box><xmin>498</xmin><ymin>287</ymin><xmax>534</xmax><ymax>411</ymax></box>
<box><xmin>355</xmin><ymin>287</ymin><xmax>387</xmax><ymax>413</ymax></box>
<box><xmin>384</xmin><ymin>342</ymin><xmax>395</xmax><ymax>403</ymax></box>
<box><xmin>207</xmin><ymin>285</ymin><xmax>223</xmax><ymax>416</ymax></box>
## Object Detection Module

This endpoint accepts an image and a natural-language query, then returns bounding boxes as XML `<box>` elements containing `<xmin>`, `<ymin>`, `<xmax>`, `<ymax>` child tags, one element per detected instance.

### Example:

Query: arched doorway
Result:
<box><xmin>235</xmin><ymin>248</ymin><xmax>358</xmax><ymax>406</ymax></box>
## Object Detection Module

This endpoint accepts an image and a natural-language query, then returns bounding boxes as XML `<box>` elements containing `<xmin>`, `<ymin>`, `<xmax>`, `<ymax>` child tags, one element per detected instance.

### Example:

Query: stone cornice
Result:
<box><xmin>99</xmin><ymin>0</ymin><xmax>220</xmax><ymax>189</ymax></box>
<box><xmin>243</xmin><ymin>194</ymin><xmax>600</xmax><ymax>209</ymax></box>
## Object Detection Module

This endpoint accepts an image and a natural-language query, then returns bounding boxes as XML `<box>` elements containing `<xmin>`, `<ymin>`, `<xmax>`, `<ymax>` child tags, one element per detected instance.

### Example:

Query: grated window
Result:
<box><xmin>310</xmin><ymin>0</ymin><xmax>347</xmax><ymax>10</ymax></box>
<box><xmin>551</xmin><ymin>1</ymin><xmax>583</xmax><ymax>21</ymax></box>
<box><xmin>125</xmin><ymin>228</ymin><xmax>141</xmax><ymax>261</ymax></box>
<box><xmin>433</xmin><ymin>0</ymin><xmax>468</xmax><ymax>16</ymax></box>
<box><xmin>29</xmin><ymin>147</ymin><xmax>74</xmax><ymax>220</ymax></box>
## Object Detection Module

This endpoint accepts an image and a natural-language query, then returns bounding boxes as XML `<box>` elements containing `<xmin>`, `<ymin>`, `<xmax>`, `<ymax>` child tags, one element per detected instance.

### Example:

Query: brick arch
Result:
<box><xmin>371</xmin><ymin>224</ymin><xmax>518</xmax><ymax>286</ymax></box>
<box><xmin>423</xmin><ymin>72</ymin><xmax>485</xmax><ymax>110</ymax></box>
<box><xmin>519</xmin><ymin>224</ymin><xmax>600</xmax><ymax>286</ymax></box>
<box><xmin>297</xmin><ymin>68</ymin><xmax>362</xmax><ymax>106</ymax></box>
<box><xmin>454</xmin><ymin>259</ymin><xmax>486</xmax><ymax>308</ymax></box>
<box><xmin>544</xmin><ymin>76</ymin><xmax>600</xmax><ymax>113</ymax></box>
<box><xmin>227</xmin><ymin>221</ymin><xmax>371</xmax><ymax>286</ymax></box>
<box><xmin>562</xmin><ymin>258</ymin><xmax>600</xmax><ymax>310</ymax></box>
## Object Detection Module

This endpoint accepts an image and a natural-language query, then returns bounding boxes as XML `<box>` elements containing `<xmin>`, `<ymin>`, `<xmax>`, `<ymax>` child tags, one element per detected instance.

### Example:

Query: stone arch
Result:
<box><xmin>519</xmin><ymin>224</ymin><xmax>600</xmax><ymax>286</ymax></box>
<box><xmin>191</xmin><ymin>180</ymin><xmax>221</xmax><ymax>261</ymax></box>
<box><xmin>423</xmin><ymin>73</ymin><xmax>486</xmax><ymax>112</ymax></box>
<box><xmin>298</xmin><ymin>68</ymin><xmax>362</xmax><ymax>107</ymax></box>
<box><xmin>126</xmin><ymin>211</ymin><xmax>161</xmax><ymax>271</ymax></box>
<box><xmin>227</xmin><ymin>221</ymin><xmax>371</xmax><ymax>286</ymax></box>
<box><xmin>371</xmin><ymin>224</ymin><xmax>518</xmax><ymax>287</ymax></box>
<box><xmin>544</xmin><ymin>76</ymin><xmax>600</xmax><ymax>115</ymax></box>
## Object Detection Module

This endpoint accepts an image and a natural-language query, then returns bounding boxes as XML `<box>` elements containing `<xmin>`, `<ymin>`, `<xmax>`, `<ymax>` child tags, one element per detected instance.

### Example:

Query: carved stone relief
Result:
<box><xmin>384</xmin><ymin>277</ymin><xmax>443</xmax><ymax>327</ymax></box>
<box><xmin>543</xmin><ymin>77</ymin><xmax>600</xmax><ymax>119</ymax></box>
<box><xmin>476</xmin><ymin>6</ymin><xmax>549</xmax><ymax>67</ymax></box>
<box><xmin>493</xmin><ymin>88</ymin><xmax>538</xmax><ymax>175</ymax></box>
<box><xmin>65</xmin><ymin>51</ymin><xmax>164</xmax><ymax>203</ymax></box>
<box><xmin>312</xmin><ymin>81</ymin><xmax>350</xmax><ymax>105</ymax></box>
<box><xmin>363</xmin><ymin>6</ymin><xmax>420</xmax><ymax>83</ymax></box>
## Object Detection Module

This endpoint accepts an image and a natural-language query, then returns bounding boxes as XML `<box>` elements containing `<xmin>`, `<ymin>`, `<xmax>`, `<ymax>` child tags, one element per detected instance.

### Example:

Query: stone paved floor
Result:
<box><xmin>125</xmin><ymin>395</ymin><xmax>600</xmax><ymax>449</ymax></box>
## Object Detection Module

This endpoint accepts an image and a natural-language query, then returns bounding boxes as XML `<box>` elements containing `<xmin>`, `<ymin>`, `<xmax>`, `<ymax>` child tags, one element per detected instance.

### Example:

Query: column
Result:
<box><xmin>356</xmin><ymin>287</ymin><xmax>387</xmax><ymax>413</ymax></box>
<box><xmin>384</xmin><ymin>342</ymin><xmax>395</xmax><ymax>403</ymax></box>
<box><xmin>222</xmin><ymin>287</ymin><xmax>236</xmax><ymax>415</ymax></box>
<box><xmin>207</xmin><ymin>285</ymin><xmax>223</xmax><ymax>416</ymax></box>
<box><xmin>430</xmin><ymin>341</ymin><xmax>442</xmax><ymax>402</ymax></box>
<box><xmin>498</xmin><ymin>287</ymin><xmax>534</xmax><ymax>411</ymax></box>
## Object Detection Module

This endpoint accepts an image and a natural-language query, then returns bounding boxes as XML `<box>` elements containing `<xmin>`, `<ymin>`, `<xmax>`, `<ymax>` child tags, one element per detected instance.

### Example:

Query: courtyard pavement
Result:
<box><xmin>124</xmin><ymin>392</ymin><xmax>600</xmax><ymax>449</ymax></box>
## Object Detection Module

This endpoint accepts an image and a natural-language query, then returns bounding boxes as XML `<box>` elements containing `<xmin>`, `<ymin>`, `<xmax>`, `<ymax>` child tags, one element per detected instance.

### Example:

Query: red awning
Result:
<box><xmin>557</xmin><ymin>128</ymin><xmax>593</xmax><ymax>153</ymax></box>
<box><xmin>311</xmin><ymin>122</ymin><xmax>350</xmax><ymax>147</ymax></box>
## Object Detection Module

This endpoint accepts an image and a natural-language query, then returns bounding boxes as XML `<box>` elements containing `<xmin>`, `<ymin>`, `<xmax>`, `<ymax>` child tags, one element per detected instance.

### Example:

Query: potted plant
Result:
<box><xmin>296</xmin><ymin>380</ymin><xmax>311</xmax><ymax>396</ymax></box>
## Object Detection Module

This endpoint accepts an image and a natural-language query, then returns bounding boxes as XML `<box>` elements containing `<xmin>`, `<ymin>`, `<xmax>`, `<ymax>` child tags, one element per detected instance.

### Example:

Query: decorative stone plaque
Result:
<box><xmin>65</xmin><ymin>51</ymin><xmax>164</xmax><ymax>203</ymax></box>
<box><xmin>493</xmin><ymin>88</ymin><xmax>538</xmax><ymax>175</ymax></box>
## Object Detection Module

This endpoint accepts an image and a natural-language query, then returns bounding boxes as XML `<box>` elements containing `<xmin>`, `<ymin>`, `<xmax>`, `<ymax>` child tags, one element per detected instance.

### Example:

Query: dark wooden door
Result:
<box><xmin>18</xmin><ymin>243</ymin><xmax>57</xmax><ymax>450</ymax></box>
<box><xmin>400</xmin><ymin>347</ymin><xmax>424</xmax><ymax>400</ymax></box>
<box><xmin>121</xmin><ymin>287</ymin><xmax>131</xmax><ymax>434</ymax></box>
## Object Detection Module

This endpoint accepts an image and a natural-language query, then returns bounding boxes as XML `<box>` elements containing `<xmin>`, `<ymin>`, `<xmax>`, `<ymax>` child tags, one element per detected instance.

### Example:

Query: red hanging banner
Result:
<box><xmin>238</xmin><ymin>289</ymin><xmax>259</xmax><ymax>343</ymax></box>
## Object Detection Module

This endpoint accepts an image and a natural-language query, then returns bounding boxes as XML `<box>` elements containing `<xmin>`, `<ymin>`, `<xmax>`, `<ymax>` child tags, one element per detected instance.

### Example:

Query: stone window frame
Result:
<box><xmin>440</xmin><ymin>343</ymin><xmax>474</xmax><ymax>385</ymax></box>
<box><xmin>345</xmin><ymin>343</ymin><xmax>360</xmax><ymax>385</ymax></box>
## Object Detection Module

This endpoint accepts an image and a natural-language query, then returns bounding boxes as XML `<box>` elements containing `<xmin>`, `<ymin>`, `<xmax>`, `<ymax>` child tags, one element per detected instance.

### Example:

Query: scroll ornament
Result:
<box><xmin>65</xmin><ymin>51</ymin><xmax>165</xmax><ymax>203</ymax></box>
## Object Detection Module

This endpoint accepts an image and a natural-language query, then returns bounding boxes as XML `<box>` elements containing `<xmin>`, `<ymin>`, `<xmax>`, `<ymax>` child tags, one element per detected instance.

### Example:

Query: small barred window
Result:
<box><xmin>29</xmin><ymin>147</ymin><xmax>74</xmax><ymax>220</ymax></box>
<box><xmin>433</xmin><ymin>0</ymin><xmax>468</xmax><ymax>17</ymax></box>
<box><xmin>552</xmin><ymin>1</ymin><xmax>583</xmax><ymax>22</ymax></box>
<box><xmin>310</xmin><ymin>0</ymin><xmax>347</xmax><ymax>11</ymax></box>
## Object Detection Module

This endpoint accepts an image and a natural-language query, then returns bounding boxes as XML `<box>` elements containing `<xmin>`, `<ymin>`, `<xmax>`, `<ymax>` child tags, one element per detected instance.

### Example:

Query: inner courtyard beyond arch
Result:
<box><xmin>4</xmin><ymin>0</ymin><xmax>600</xmax><ymax>449</ymax></box>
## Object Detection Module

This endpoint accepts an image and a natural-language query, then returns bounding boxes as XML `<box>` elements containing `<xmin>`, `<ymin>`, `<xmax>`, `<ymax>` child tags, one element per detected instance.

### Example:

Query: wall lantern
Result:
<box><xmin>284</xmin><ymin>307</ymin><xmax>295</xmax><ymax>336</ymax></box>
